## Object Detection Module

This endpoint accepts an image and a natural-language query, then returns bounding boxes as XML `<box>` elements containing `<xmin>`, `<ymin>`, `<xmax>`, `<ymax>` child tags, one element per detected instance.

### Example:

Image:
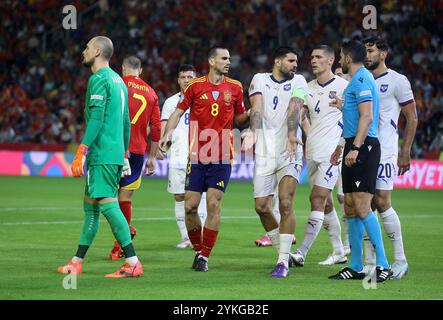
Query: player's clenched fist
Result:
<box><xmin>71</xmin><ymin>144</ymin><xmax>88</xmax><ymax>177</ymax></box>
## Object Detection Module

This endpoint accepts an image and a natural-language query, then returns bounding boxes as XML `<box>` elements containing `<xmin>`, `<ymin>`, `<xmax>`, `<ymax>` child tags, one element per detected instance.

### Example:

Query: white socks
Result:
<box><xmin>272</xmin><ymin>197</ymin><xmax>281</xmax><ymax>224</ymax></box>
<box><xmin>126</xmin><ymin>256</ymin><xmax>139</xmax><ymax>266</ymax></box>
<box><xmin>277</xmin><ymin>234</ymin><xmax>294</xmax><ymax>268</ymax></box>
<box><xmin>364</xmin><ymin>207</ymin><xmax>407</xmax><ymax>264</ymax></box>
<box><xmin>340</xmin><ymin>202</ymin><xmax>350</xmax><ymax>249</ymax></box>
<box><xmin>364</xmin><ymin>212</ymin><xmax>377</xmax><ymax>265</ymax></box>
<box><xmin>175</xmin><ymin>200</ymin><xmax>188</xmax><ymax>241</ymax></box>
<box><xmin>267</xmin><ymin>227</ymin><xmax>280</xmax><ymax>252</ymax></box>
<box><xmin>72</xmin><ymin>256</ymin><xmax>83</xmax><ymax>263</ymax></box>
<box><xmin>380</xmin><ymin>207</ymin><xmax>406</xmax><ymax>262</ymax></box>
<box><xmin>364</xmin><ymin>230</ymin><xmax>376</xmax><ymax>265</ymax></box>
<box><xmin>198</xmin><ymin>192</ymin><xmax>208</xmax><ymax>225</ymax></box>
<box><xmin>298</xmin><ymin>211</ymin><xmax>324</xmax><ymax>257</ymax></box>
<box><xmin>323</xmin><ymin>209</ymin><xmax>345</xmax><ymax>256</ymax></box>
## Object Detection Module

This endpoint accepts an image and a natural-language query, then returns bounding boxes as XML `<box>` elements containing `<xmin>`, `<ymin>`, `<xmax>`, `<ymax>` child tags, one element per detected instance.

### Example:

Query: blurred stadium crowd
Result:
<box><xmin>1</xmin><ymin>0</ymin><xmax>442</xmax><ymax>159</ymax></box>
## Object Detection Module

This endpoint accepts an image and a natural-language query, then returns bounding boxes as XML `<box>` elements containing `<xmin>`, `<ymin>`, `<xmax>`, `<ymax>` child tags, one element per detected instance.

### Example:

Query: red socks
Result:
<box><xmin>188</xmin><ymin>227</ymin><xmax>219</xmax><ymax>258</ymax></box>
<box><xmin>201</xmin><ymin>227</ymin><xmax>219</xmax><ymax>258</ymax></box>
<box><xmin>188</xmin><ymin>227</ymin><xmax>202</xmax><ymax>252</ymax></box>
<box><xmin>119</xmin><ymin>201</ymin><xmax>132</xmax><ymax>225</ymax></box>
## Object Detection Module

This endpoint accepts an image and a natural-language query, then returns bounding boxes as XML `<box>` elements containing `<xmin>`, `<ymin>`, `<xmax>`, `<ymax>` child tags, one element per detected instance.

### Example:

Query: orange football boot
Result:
<box><xmin>105</xmin><ymin>261</ymin><xmax>143</xmax><ymax>278</ymax></box>
<box><xmin>57</xmin><ymin>260</ymin><xmax>82</xmax><ymax>275</ymax></box>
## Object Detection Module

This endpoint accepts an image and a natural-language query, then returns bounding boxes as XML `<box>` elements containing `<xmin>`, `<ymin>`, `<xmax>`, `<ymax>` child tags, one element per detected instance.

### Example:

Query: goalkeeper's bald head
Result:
<box><xmin>91</xmin><ymin>36</ymin><xmax>114</xmax><ymax>61</ymax></box>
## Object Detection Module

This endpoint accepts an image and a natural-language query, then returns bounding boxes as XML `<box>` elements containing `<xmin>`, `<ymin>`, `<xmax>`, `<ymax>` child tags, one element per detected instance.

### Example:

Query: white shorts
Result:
<box><xmin>376</xmin><ymin>157</ymin><xmax>397</xmax><ymax>191</ymax></box>
<box><xmin>253</xmin><ymin>155</ymin><xmax>302</xmax><ymax>198</ymax></box>
<box><xmin>307</xmin><ymin>159</ymin><xmax>341</xmax><ymax>191</ymax></box>
<box><xmin>167</xmin><ymin>167</ymin><xmax>186</xmax><ymax>194</ymax></box>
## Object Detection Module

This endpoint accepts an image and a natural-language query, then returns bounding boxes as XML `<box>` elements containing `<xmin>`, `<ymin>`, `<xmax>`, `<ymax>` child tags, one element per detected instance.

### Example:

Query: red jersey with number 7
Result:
<box><xmin>177</xmin><ymin>75</ymin><xmax>245</xmax><ymax>162</ymax></box>
<box><xmin>123</xmin><ymin>75</ymin><xmax>161</xmax><ymax>155</ymax></box>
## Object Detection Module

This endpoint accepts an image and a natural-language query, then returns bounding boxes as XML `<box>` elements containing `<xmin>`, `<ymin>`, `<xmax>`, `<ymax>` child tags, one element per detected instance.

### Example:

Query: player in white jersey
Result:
<box><xmin>334</xmin><ymin>67</ymin><xmax>351</xmax><ymax>253</ymax></box>
<box><xmin>289</xmin><ymin>45</ymin><xmax>349</xmax><ymax>267</ymax></box>
<box><xmin>243</xmin><ymin>46</ymin><xmax>308</xmax><ymax>278</ymax></box>
<box><xmin>157</xmin><ymin>65</ymin><xmax>207</xmax><ymax>249</ymax></box>
<box><xmin>363</xmin><ymin>36</ymin><xmax>417</xmax><ymax>279</ymax></box>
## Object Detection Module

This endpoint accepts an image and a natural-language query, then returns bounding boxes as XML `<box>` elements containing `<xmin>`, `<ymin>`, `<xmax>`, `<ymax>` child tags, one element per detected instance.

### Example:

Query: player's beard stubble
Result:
<box><xmin>82</xmin><ymin>56</ymin><xmax>95</xmax><ymax>68</ymax></box>
<box><xmin>280</xmin><ymin>66</ymin><xmax>295</xmax><ymax>81</ymax></box>
<box><xmin>364</xmin><ymin>59</ymin><xmax>380</xmax><ymax>71</ymax></box>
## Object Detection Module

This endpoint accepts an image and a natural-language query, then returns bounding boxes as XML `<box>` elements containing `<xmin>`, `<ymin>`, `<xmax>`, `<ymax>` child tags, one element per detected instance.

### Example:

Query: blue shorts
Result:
<box><xmin>119</xmin><ymin>153</ymin><xmax>145</xmax><ymax>190</ymax></box>
<box><xmin>185</xmin><ymin>162</ymin><xmax>232</xmax><ymax>193</ymax></box>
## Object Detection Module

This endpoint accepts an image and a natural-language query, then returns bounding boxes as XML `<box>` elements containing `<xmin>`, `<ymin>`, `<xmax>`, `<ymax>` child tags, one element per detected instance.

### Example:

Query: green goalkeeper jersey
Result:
<box><xmin>84</xmin><ymin>67</ymin><xmax>130</xmax><ymax>165</ymax></box>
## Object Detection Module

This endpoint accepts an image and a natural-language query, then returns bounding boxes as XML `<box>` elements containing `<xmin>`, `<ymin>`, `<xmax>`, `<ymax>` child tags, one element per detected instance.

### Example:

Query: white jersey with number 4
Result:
<box><xmin>161</xmin><ymin>92</ymin><xmax>190</xmax><ymax>169</ymax></box>
<box><xmin>375</xmin><ymin>69</ymin><xmax>414</xmax><ymax>159</ymax></box>
<box><xmin>306</xmin><ymin>75</ymin><xmax>349</xmax><ymax>162</ymax></box>
<box><xmin>248</xmin><ymin>73</ymin><xmax>308</xmax><ymax>159</ymax></box>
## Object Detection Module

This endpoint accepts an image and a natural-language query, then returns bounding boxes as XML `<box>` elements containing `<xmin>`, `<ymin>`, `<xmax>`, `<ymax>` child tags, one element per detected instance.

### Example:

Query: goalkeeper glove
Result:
<box><xmin>71</xmin><ymin>144</ymin><xmax>88</xmax><ymax>177</ymax></box>
<box><xmin>122</xmin><ymin>151</ymin><xmax>131</xmax><ymax>177</ymax></box>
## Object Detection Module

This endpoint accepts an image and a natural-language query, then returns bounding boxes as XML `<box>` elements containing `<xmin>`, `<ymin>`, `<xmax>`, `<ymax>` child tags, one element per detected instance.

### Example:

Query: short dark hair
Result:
<box><xmin>362</xmin><ymin>35</ymin><xmax>389</xmax><ymax>51</ymax></box>
<box><xmin>178</xmin><ymin>64</ymin><xmax>196</xmax><ymax>75</ymax></box>
<box><xmin>273</xmin><ymin>46</ymin><xmax>297</xmax><ymax>61</ymax></box>
<box><xmin>312</xmin><ymin>45</ymin><xmax>335</xmax><ymax>58</ymax></box>
<box><xmin>341</xmin><ymin>40</ymin><xmax>367</xmax><ymax>64</ymax></box>
<box><xmin>208</xmin><ymin>46</ymin><xmax>228</xmax><ymax>59</ymax></box>
<box><xmin>122</xmin><ymin>55</ymin><xmax>141</xmax><ymax>69</ymax></box>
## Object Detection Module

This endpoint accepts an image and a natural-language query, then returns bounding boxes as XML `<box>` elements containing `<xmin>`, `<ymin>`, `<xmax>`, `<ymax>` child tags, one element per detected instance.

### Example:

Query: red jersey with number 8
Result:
<box><xmin>177</xmin><ymin>76</ymin><xmax>245</xmax><ymax>162</ymax></box>
<box><xmin>123</xmin><ymin>75</ymin><xmax>161</xmax><ymax>155</ymax></box>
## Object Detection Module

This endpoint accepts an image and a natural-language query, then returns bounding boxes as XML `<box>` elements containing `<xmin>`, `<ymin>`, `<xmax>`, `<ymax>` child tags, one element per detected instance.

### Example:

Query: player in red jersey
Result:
<box><xmin>108</xmin><ymin>55</ymin><xmax>161</xmax><ymax>260</ymax></box>
<box><xmin>159</xmin><ymin>46</ymin><xmax>249</xmax><ymax>271</ymax></box>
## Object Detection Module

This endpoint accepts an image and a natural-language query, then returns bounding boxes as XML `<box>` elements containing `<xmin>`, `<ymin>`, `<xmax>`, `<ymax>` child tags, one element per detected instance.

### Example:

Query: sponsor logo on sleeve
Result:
<box><xmin>91</xmin><ymin>94</ymin><xmax>103</xmax><ymax>100</ymax></box>
<box><xmin>359</xmin><ymin>90</ymin><xmax>371</xmax><ymax>97</ymax></box>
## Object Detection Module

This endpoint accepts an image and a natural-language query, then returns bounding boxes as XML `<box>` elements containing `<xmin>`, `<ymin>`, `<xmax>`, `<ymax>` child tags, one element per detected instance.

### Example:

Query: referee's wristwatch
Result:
<box><xmin>350</xmin><ymin>144</ymin><xmax>360</xmax><ymax>151</ymax></box>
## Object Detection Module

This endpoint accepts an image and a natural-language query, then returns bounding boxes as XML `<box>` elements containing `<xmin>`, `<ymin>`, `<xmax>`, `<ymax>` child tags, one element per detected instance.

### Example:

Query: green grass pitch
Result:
<box><xmin>0</xmin><ymin>176</ymin><xmax>442</xmax><ymax>300</ymax></box>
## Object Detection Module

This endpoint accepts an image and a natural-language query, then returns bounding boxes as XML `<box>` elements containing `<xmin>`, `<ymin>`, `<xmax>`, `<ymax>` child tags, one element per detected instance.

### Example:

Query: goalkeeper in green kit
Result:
<box><xmin>57</xmin><ymin>36</ymin><xmax>143</xmax><ymax>278</ymax></box>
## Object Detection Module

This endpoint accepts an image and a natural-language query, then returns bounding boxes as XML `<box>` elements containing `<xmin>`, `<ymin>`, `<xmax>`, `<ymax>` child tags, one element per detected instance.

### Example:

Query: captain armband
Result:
<box><xmin>291</xmin><ymin>88</ymin><xmax>308</xmax><ymax>104</ymax></box>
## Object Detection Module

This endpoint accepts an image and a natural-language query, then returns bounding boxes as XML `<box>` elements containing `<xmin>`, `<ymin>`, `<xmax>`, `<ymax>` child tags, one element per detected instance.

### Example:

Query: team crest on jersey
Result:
<box><xmin>224</xmin><ymin>91</ymin><xmax>232</xmax><ymax>103</ymax></box>
<box><xmin>380</xmin><ymin>84</ymin><xmax>389</xmax><ymax>93</ymax></box>
<box><xmin>329</xmin><ymin>91</ymin><xmax>337</xmax><ymax>99</ymax></box>
<box><xmin>212</xmin><ymin>91</ymin><xmax>220</xmax><ymax>100</ymax></box>
<box><xmin>283</xmin><ymin>83</ymin><xmax>292</xmax><ymax>91</ymax></box>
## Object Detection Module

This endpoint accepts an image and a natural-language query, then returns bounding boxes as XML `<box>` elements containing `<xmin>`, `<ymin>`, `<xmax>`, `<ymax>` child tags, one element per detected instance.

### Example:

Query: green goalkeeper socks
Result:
<box><xmin>78</xmin><ymin>201</ymin><xmax>100</xmax><ymax>248</ymax></box>
<box><xmin>100</xmin><ymin>201</ymin><xmax>132</xmax><ymax>248</ymax></box>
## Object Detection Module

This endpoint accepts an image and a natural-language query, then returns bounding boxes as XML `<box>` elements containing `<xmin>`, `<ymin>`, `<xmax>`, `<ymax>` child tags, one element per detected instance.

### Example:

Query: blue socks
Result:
<box><xmin>361</xmin><ymin>212</ymin><xmax>390</xmax><ymax>269</ymax></box>
<box><xmin>348</xmin><ymin>216</ymin><xmax>365</xmax><ymax>272</ymax></box>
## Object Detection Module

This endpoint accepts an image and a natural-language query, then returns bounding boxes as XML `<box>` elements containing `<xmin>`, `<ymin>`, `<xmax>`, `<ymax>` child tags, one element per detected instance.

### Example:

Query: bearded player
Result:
<box><xmin>159</xmin><ymin>46</ymin><xmax>249</xmax><ymax>272</ymax></box>
<box><xmin>362</xmin><ymin>35</ymin><xmax>417</xmax><ymax>279</ymax></box>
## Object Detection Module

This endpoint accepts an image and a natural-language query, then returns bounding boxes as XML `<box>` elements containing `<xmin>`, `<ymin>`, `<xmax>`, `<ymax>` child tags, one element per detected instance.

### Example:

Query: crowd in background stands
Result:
<box><xmin>1</xmin><ymin>0</ymin><xmax>443</xmax><ymax>159</ymax></box>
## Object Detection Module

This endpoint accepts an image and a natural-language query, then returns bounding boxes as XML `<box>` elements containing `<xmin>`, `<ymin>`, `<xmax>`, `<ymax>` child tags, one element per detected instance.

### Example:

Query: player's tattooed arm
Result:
<box><xmin>286</xmin><ymin>96</ymin><xmax>304</xmax><ymax>161</ymax></box>
<box><xmin>249</xmin><ymin>94</ymin><xmax>263</xmax><ymax>131</ymax></box>
<box><xmin>241</xmin><ymin>93</ymin><xmax>262</xmax><ymax>151</ymax></box>
<box><xmin>288</xmin><ymin>96</ymin><xmax>303</xmax><ymax>137</ymax></box>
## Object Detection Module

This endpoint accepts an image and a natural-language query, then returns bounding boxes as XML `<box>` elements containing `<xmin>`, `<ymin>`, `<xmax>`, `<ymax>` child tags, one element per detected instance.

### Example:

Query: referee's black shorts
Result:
<box><xmin>342</xmin><ymin>137</ymin><xmax>381</xmax><ymax>194</ymax></box>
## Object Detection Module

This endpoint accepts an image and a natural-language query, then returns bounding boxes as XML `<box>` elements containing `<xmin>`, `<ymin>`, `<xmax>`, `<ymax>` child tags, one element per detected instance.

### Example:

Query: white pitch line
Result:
<box><xmin>0</xmin><ymin>207</ymin><xmax>173</xmax><ymax>212</ymax></box>
<box><xmin>0</xmin><ymin>215</ymin><xmax>258</xmax><ymax>226</ymax></box>
<box><xmin>0</xmin><ymin>212</ymin><xmax>440</xmax><ymax>226</ymax></box>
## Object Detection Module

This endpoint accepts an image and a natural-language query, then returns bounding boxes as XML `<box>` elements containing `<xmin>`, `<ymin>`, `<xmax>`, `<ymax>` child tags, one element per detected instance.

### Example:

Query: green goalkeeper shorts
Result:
<box><xmin>85</xmin><ymin>164</ymin><xmax>122</xmax><ymax>199</ymax></box>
